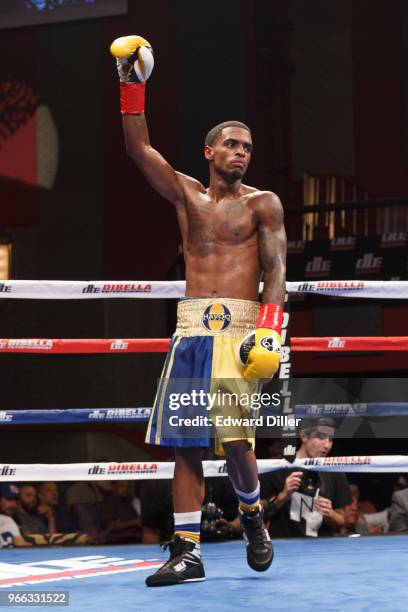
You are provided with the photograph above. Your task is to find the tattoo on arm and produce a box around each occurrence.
[257,196,287,306]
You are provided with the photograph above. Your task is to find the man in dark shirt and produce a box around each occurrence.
[260,418,351,538]
[98,480,141,543]
[37,482,77,533]
[15,485,54,536]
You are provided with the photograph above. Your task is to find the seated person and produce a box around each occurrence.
[37,482,77,533]
[66,481,112,536]
[260,418,351,538]
[0,484,21,547]
[389,478,408,534]
[15,484,56,536]
[98,480,141,543]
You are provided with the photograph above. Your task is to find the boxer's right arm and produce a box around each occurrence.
[122,114,185,207]
[110,35,185,207]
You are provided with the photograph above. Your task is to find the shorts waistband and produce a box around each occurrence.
[175,298,259,336]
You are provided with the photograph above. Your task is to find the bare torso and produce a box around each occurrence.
[122,116,286,306]
[177,179,262,300]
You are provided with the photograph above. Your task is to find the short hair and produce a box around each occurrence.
[300,417,336,436]
[204,121,252,147]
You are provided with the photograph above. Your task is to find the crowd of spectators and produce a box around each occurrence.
[1,420,408,548]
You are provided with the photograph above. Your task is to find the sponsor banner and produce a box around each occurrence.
[296,455,408,472]
[330,236,356,251]
[287,280,408,299]
[0,339,53,350]
[0,339,170,354]
[355,253,382,274]
[0,336,406,355]
[0,280,186,300]
[305,256,331,277]
[288,233,408,281]
[0,279,408,300]
[1,403,406,426]
[287,240,305,254]
[1,457,407,482]
[294,403,408,417]
[0,408,151,425]
[381,232,407,248]
[291,336,408,351]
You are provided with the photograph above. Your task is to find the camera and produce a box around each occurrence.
[201,502,223,541]
[299,470,321,497]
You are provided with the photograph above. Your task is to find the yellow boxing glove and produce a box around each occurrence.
[110,35,154,114]
[240,304,283,381]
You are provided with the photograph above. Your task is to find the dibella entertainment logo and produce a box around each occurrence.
[330,236,356,251]
[303,456,371,467]
[82,284,152,294]
[0,339,53,350]
[88,463,158,476]
[355,253,382,274]
[287,241,305,254]
[328,337,346,348]
[381,232,407,248]
[305,257,331,277]
[297,281,365,293]
[0,555,162,587]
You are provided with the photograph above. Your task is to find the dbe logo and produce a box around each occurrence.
[202,303,231,333]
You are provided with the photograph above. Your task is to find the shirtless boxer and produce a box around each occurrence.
[111,35,287,586]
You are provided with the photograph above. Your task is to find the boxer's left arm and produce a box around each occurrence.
[257,192,287,307]
[243,193,286,381]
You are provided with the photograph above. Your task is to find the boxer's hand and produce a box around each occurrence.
[110,35,153,114]
[244,329,281,381]
[110,35,154,83]
[243,304,283,381]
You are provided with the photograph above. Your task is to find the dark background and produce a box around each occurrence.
[0,0,408,462]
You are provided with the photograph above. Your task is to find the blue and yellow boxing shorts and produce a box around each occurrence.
[145,298,260,455]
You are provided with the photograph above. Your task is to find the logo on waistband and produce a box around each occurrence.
[202,303,232,333]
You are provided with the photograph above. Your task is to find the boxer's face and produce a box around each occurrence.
[300,426,334,458]
[205,127,253,180]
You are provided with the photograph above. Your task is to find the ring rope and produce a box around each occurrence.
[1,337,408,353]
[1,402,408,425]
[1,279,408,299]
[1,456,408,482]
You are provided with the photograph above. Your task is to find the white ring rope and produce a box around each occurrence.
[0,280,408,299]
[1,456,407,482]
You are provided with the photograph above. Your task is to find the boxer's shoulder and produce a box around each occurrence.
[176,172,206,194]
[247,190,283,222]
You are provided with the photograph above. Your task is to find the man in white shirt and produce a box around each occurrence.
[0,484,21,547]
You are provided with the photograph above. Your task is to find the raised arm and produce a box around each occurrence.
[110,35,185,206]
[122,114,184,206]
[256,192,287,307]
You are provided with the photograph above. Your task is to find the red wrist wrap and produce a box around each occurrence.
[120,82,146,114]
[257,304,283,333]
